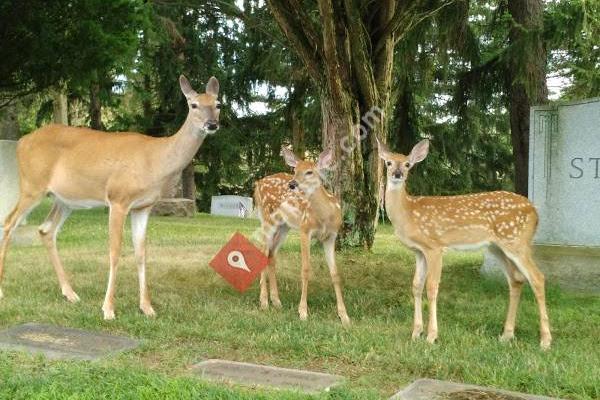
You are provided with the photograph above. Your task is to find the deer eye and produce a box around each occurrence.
[215,102,221,109]
[404,162,410,168]
[386,161,392,167]
[305,171,314,176]
[191,103,198,109]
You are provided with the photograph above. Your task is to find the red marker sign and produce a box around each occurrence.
[209,232,269,292]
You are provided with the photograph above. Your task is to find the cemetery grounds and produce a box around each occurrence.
[0,202,598,399]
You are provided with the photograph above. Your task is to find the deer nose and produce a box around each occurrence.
[206,121,219,131]
[393,171,403,179]
[288,180,298,190]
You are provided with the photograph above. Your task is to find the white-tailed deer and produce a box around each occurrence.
[253,147,350,326]
[378,138,551,349]
[0,75,220,320]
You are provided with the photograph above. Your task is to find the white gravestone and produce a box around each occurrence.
[210,195,253,218]
[0,140,37,245]
[483,98,600,292]
[0,141,21,237]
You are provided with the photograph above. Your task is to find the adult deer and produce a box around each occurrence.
[0,75,220,320]
[377,138,551,349]
[253,147,350,326]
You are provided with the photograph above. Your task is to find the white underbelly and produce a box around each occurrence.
[447,241,490,251]
[52,193,107,209]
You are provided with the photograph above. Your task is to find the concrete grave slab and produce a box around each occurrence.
[192,359,343,393]
[390,378,562,400]
[0,323,139,360]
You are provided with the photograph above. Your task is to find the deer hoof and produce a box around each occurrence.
[298,309,308,321]
[411,327,423,340]
[63,289,80,303]
[499,332,515,343]
[140,304,156,317]
[102,308,115,321]
[271,298,282,309]
[259,299,269,310]
[340,314,351,328]
[426,333,437,344]
[540,336,552,351]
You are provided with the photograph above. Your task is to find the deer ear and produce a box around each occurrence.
[206,76,219,96]
[317,147,334,170]
[281,147,299,168]
[179,75,198,98]
[376,137,392,160]
[409,139,430,165]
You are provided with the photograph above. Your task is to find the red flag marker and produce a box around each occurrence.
[209,232,269,292]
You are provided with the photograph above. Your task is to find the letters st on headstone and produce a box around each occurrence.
[483,98,600,293]
[390,378,563,400]
[192,359,344,393]
[0,323,139,360]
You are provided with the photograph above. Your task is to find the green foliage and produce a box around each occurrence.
[1,0,596,209]
[546,0,600,99]
[0,0,145,94]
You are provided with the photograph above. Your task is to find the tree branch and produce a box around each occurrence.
[374,0,456,56]
[342,0,377,107]
[267,0,323,83]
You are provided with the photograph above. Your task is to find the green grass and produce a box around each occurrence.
[0,202,598,399]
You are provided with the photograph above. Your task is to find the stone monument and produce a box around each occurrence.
[0,140,20,231]
[482,98,600,293]
[0,140,37,244]
[210,195,253,218]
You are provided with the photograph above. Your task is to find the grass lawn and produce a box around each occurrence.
[0,201,598,399]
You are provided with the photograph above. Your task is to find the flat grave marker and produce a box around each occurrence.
[0,323,139,360]
[390,378,562,400]
[192,359,344,393]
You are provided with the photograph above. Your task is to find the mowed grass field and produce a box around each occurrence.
[0,201,598,399]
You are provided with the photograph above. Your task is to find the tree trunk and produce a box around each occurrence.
[289,77,308,158]
[0,102,20,140]
[321,92,382,249]
[391,75,416,154]
[51,83,68,125]
[506,0,548,196]
[182,162,197,206]
[89,82,103,130]
[291,108,305,158]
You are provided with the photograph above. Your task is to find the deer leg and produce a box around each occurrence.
[259,232,272,310]
[298,229,311,321]
[267,225,289,308]
[0,193,42,299]
[504,248,552,350]
[490,246,525,342]
[39,201,79,302]
[424,249,443,344]
[259,270,269,309]
[322,234,350,327]
[102,204,127,320]
[412,250,427,339]
[131,206,155,317]
[266,254,281,308]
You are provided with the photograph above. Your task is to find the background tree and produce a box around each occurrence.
[1,0,596,242]
[265,0,459,248]
[505,0,548,196]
